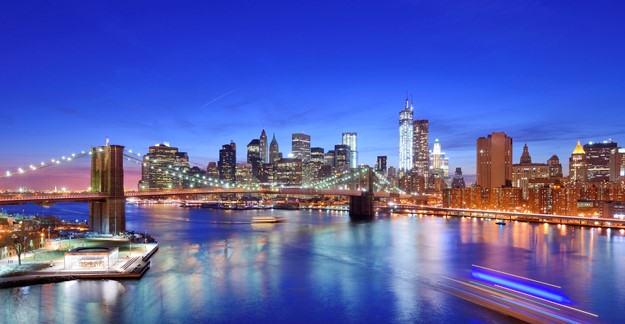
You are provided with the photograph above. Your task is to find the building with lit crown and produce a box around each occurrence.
[569,141,588,182]
[398,98,413,172]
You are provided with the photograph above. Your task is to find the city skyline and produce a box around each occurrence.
[2,1,625,188]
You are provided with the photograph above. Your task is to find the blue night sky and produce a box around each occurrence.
[1,1,625,189]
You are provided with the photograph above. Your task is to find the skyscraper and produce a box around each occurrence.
[451,167,466,188]
[547,155,563,178]
[398,98,413,172]
[609,147,625,182]
[569,141,587,182]
[270,133,280,164]
[375,156,387,174]
[511,144,549,199]
[334,144,351,169]
[292,133,311,162]
[342,132,357,168]
[139,143,190,190]
[476,132,513,188]
[430,138,449,178]
[310,147,325,164]
[247,139,261,178]
[219,141,236,183]
[259,129,268,164]
[413,120,429,177]
[583,140,617,182]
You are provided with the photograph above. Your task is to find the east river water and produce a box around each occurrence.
[1,203,625,323]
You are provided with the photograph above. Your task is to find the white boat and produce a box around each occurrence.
[251,216,285,223]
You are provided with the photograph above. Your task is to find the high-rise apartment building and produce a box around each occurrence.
[324,150,335,167]
[206,162,219,180]
[219,141,236,183]
[259,129,268,164]
[292,133,311,162]
[413,120,429,177]
[270,133,280,164]
[247,139,261,178]
[375,156,387,174]
[139,143,190,190]
[398,98,413,171]
[341,132,357,168]
[476,132,513,188]
[569,141,588,182]
[584,140,618,182]
[274,158,303,186]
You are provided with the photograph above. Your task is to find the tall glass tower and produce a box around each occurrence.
[399,98,413,172]
[342,132,357,168]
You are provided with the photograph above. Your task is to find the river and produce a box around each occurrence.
[1,203,624,323]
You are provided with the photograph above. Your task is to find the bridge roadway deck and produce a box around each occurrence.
[0,188,412,205]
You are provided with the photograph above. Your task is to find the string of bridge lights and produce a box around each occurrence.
[0,149,92,179]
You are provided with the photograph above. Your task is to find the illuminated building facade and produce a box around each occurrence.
[512,144,550,199]
[398,98,413,172]
[569,141,588,182]
[219,141,236,183]
[259,129,268,164]
[235,163,254,185]
[274,158,303,186]
[247,139,261,178]
[311,147,325,164]
[584,140,617,182]
[476,132,513,188]
[341,132,357,168]
[334,144,351,169]
[292,133,311,162]
[413,119,429,177]
[547,155,563,178]
[140,143,190,190]
[430,138,449,178]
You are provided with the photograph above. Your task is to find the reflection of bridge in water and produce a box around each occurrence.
[0,145,424,234]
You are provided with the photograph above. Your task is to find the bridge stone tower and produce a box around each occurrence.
[349,168,375,220]
[89,145,125,234]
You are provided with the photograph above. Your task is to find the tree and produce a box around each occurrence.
[0,219,40,265]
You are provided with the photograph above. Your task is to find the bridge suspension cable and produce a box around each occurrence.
[0,149,92,179]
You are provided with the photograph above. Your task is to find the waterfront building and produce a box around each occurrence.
[311,147,325,164]
[274,158,303,186]
[235,163,254,185]
[258,163,274,184]
[259,129,268,164]
[476,132,513,188]
[139,143,190,190]
[547,155,563,179]
[375,156,387,175]
[584,140,618,182]
[569,141,588,182]
[219,141,236,183]
[451,167,465,188]
[342,132,357,168]
[247,139,261,178]
[270,133,280,164]
[334,144,351,169]
[398,98,413,172]
[292,133,311,162]
[303,161,323,186]
[413,119,429,177]
[610,147,625,183]
[511,144,550,199]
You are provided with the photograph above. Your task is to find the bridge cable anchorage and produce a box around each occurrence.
[0,149,92,179]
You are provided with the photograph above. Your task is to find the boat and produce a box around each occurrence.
[495,221,506,225]
[252,216,285,223]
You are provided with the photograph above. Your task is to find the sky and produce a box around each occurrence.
[1,1,625,190]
